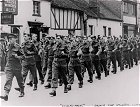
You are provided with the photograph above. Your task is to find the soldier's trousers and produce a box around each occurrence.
[107,52,117,73]
[129,50,133,67]
[51,58,68,88]
[4,69,24,95]
[46,57,53,83]
[68,58,83,84]
[80,59,93,79]
[116,50,124,71]
[138,49,140,60]
[100,58,108,76]
[133,49,138,65]
[42,58,48,77]
[92,55,101,78]
[36,61,44,81]
[123,51,131,68]
[22,64,38,85]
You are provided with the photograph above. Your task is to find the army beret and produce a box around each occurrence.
[8,33,17,39]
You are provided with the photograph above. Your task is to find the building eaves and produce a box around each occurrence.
[51,0,83,12]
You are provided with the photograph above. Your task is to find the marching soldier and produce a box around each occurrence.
[67,41,83,91]
[32,34,44,84]
[78,37,93,83]
[115,38,124,71]
[44,40,55,89]
[122,39,131,69]
[0,34,25,101]
[107,36,117,74]
[49,36,69,97]
[99,39,108,77]
[91,40,102,80]
[21,33,38,91]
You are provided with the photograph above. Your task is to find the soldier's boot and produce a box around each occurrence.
[41,80,44,85]
[87,76,93,83]
[64,85,68,93]
[78,81,83,88]
[67,85,71,91]
[0,95,8,101]
[49,91,56,97]
[26,81,33,87]
[19,92,25,97]
[33,85,37,91]
[14,88,20,92]
[95,76,101,80]
[19,87,25,97]
[49,88,56,97]
[44,83,51,89]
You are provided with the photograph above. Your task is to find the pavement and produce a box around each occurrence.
[0,64,139,106]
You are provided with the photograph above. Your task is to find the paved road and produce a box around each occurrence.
[0,64,139,106]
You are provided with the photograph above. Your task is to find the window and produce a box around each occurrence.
[33,1,40,16]
[89,25,93,35]
[103,26,106,37]
[108,28,111,36]
[131,4,136,15]
[123,2,128,13]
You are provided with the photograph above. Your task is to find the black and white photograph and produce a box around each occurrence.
[0,0,140,106]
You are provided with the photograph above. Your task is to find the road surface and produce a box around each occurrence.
[0,64,139,106]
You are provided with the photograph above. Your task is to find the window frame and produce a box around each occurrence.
[103,26,106,37]
[33,1,41,16]
[89,25,93,35]
[123,2,128,14]
[108,27,111,36]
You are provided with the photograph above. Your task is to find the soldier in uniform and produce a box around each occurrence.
[41,36,49,77]
[49,36,69,97]
[132,38,138,66]
[115,38,124,71]
[0,34,24,101]
[32,34,44,84]
[67,41,83,91]
[122,39,131,69]
[78,37,93,83]
[21,33,38,91]
[44,40,55,89]
[91,40,102,80]
[99,39,108,77]
[107,36,117,74]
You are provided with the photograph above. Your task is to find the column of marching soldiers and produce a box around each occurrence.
[0,33,140,101]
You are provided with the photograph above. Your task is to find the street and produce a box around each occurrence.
[0,64,139,106]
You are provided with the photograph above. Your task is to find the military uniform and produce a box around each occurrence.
[50,42,69,96]
[67,42,83,90]
[1,34,25,101]
[122,40,131,69]
[44,41,54,88]
[99,42,108,77]
[33,40,44,83]
[91,40,101,79]
[80,41,93,83]
[21,40,38,90]
[107,39,117,74]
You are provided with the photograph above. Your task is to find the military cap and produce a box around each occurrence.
[8,33,17,39]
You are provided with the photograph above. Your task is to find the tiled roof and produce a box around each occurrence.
[69,0,98,17]
[51,0,83,11]
[100,0,122,19]
[51,0,122,21]
[99,1,122,21]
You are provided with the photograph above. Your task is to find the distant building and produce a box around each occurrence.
[0,0,51,43]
